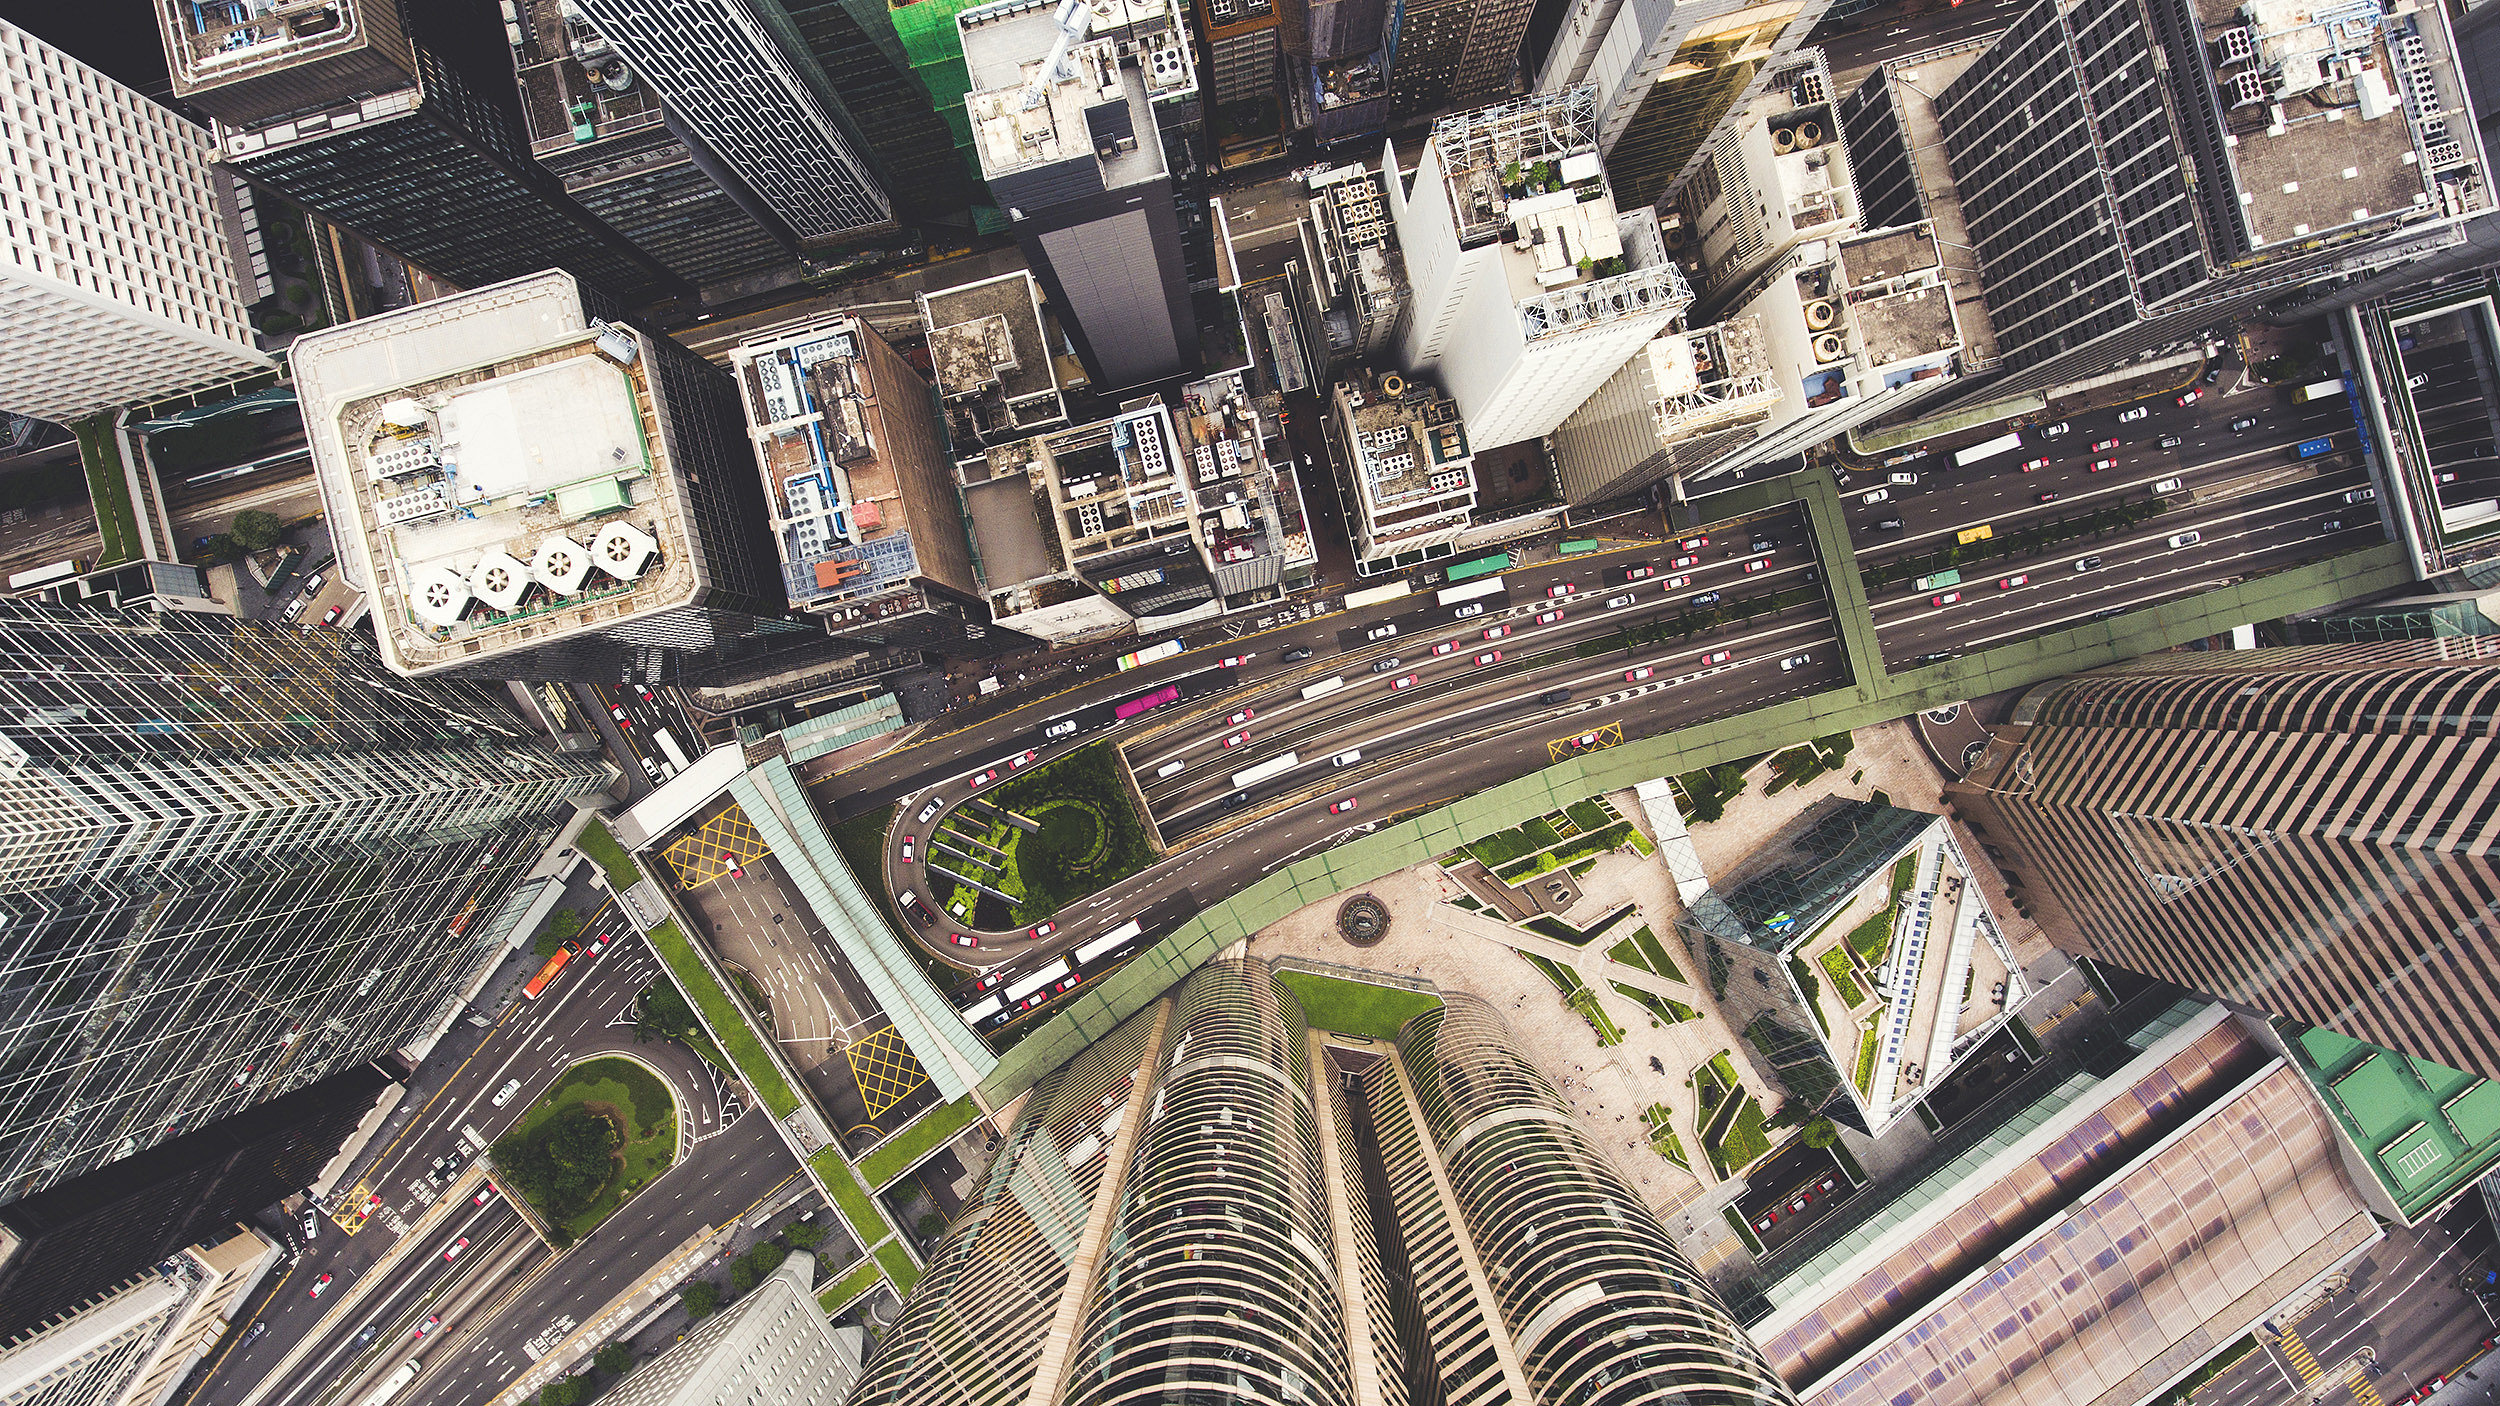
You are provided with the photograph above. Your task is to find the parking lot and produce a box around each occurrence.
[2393,311,2500,516]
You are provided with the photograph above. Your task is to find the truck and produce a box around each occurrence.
[2297,436,2333,458]
[5,559,85,591]
[358,1360,423,1406]
[1300,676,1346,700]
[2293,380,2346,404]
[1435,577,1507,607]
[1343,580,1413,610]
[1952,432,2023,467]
[1229,751,1301,790]
[1071,920,1144,969]
[652,728,694,774]
[1914,569,1963,593]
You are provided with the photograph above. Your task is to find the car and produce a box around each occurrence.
[1547,583,1576,598]
[1282,646,1312,662]
[2345,487,2377,504]
[2160,435,2183,448]
[584,934,605,957]
[1329,797,1359,814]
[1690,591,1722,606]
[969,768,999,788]
[1629,666,1658,681]
[2321,518,2343,532]
[2000,573,2029,589]
[2154,476,2183,493]
[233,1064,253,1087]
[1862,488,1892,504]
[2409,1376,2448,1402]
[1482,624,1510,640]
[1697,652,1730,667]
[2075,556,2102,572]
[1222,731,1249,748]
[2408,373,2430,391]
[1753,1210,1779,1233]
[899,837,915,863]
[1452,602,1487,619]
[1474,651,1501,665]
[608,703,630,726]
[1671,554,1698,570]
[1679,536,1709,551]
[1743,558,1770,573]
[2042,421,2071,436]
[1053,973,1083,994]
[1221,655,1248,668]
[1875,517,1905,531]
[1029,921,1057,940]
[2091,458,2116,472]
[415,1316,438,1340]
[2119,405,2150,422]
[916,798,943,824]
[2439,471,2459,484]
[309,1274,332,1298]
[2205,366,2224,384]
[2038,491,2061,503]
[1228,708,1255,726]
[1390,673,1418,690]
[1366,624,1398,640]
[302,572,324,594]
[475,1184,497,1205]
[1008,750,1037,770]
[723,851,745,879]
[1624,565,1656,581]
[1607,593,1637,609]
[445,1236,470,1262]
[1818,1173,1839,1194]
[636,684,656,703]
[241,1322,268,1348]
[1781,653,1811,671]
[2021,458,2049,472]
[1749,539,1777,553]
[2230,416,2257,432]
[1571,732,1601,750]
[1790,1194,1812,1213]
[1536,610,1564,625]
[2093,438,2119,452]
[1433,639,1460,655]
[2176,389,2202,406]
[1932,591,1962,606]
[1886,472,1917,487]
[321,604,344,626]
[2168,531,2202,548]
[1045,719,1079,740]
[1537,690,1572,706]
[947,932,977,947]
[1664,574,1691,589]
[303,1209,320,1238]
[1017,992,1049,1011]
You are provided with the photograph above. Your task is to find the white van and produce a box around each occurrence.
[492,1079,523,1108]
[1332,749,1362,767]
[2153,477,2182,493]
[1155,759,1185,778]
[1888,472,1919,485]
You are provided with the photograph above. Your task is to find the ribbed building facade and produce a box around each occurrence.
[602,1252,861,1406]
[1946,645,2500,1082]
[854,963,1793,1406]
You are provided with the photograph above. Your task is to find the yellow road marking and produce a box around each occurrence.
[664,806,769,888]
[1547,721,1623,762]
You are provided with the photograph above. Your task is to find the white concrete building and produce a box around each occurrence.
[0,1230,278,1406]
[0,22,271,424]
[602,1252,862,1406]
[1329,368,1477,573]
[1387,88,1691,452]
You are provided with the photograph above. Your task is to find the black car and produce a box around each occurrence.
[1690,591,1722,606]
[2231,417,2257,432]
[1875,517,1905,531]
[1539,688,1573,704]
[1282,647,1312,662]
[2204,367,2223,384]
[1222,791,1250,810]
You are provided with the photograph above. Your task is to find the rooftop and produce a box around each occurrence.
[922,272,1066,450]
[959,0,1192,190]
[157,0,360,93]
[1178,371,1314,583]
[508,0,671,164]
[1648,316,1781,439]
[1334,370,1473,516]
[1684,55,1856,290]
[2290,1022,2500,1219]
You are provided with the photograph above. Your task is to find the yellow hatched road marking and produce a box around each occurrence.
[2278,1331,2322,1383]
[663,806,769,888]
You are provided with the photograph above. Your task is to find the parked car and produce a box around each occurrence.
[1452,602,1487,619]
[322,604,344,626]
[1679,536,1709,551]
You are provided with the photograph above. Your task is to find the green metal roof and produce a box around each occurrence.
[2291,1022,2500,1221]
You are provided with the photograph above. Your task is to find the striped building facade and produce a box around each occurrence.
[853,961,1793,1406]
[1946,644,2500,1080]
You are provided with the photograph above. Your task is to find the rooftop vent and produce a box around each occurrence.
[594,520,659,580]
[411,567,472,629]
[533,536,594,595]
[469,551,531,611]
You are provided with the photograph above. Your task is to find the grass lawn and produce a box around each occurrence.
[1787,956,1830,1036]
[873,1240,922,1296]
[1611,981,1697,1027]
[861,1096,983,1188]
[647,920,801,1119]
[1889,851,1920,902]
[1465,815,1563,867]
[1845,906,1897,964]
[1706,1095,1771,1175]
[1521,951,1583,994]
[1854,1027,1880,1092]
[1276,970,1442,1039]
[577,820,643,890]
[810,1150,892,1244]
[502,1057,677,1239]
[1564,799,1612,833]
[817,1258,883,1314]
[1641,1104,1689,1167]
[1568,989,1625,1046]
[1818,946,1867,1007]
[1491,821,1651,882]
[986,743,1157,924]
[71,414,138,567]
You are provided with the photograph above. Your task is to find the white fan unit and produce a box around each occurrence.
[411,566,472,629]
[594,521,659,581]
[533,535,594,595]
[468,550,531,611]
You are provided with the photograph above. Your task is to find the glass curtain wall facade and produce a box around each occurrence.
[0,600,608,1204]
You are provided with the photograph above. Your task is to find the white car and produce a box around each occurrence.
[1780,653,1812,671]
[1861,489,1890,505]
[2167,531,2202,548]
[493,1078,523,1108]
[1366,624,1398,641]
[2118,406,2149,423]
[1452,602,1487,618]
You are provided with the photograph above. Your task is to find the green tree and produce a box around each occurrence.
[730,1241,788,1294]
[1801,1118,1839,1149]
[682,1280,721,1319]
[537,1378,587,1406]
[636,980,699,1045]
[783,1221,825,1250]
[593,1342,635,1376]
[536,908,585,958]
[229,508,283,551]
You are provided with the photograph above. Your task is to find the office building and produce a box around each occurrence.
[1196,0,1285,118]
[919,271,1072,469]
[1330,369,1478,576]
[0,1229,274,1406]
[1389,89,1693,453]
[505,0,798,290]
[294,269,806,681]
[0,23,273,425]
[1299,163,1410,365]
[153,0,683,307]
[1947,644,2500,1083]
[730,315,1035,656]
[852,960,1795,1406]
[1176,369,1318,603]
[1929,0,2491,398]
[1389,0,1536,120]
[604,1252,862,1406]
[1536,0,1836,213]
[552,0,898,247]
[1303,0,1392,145]
[1548,316,1780,505]
[961,0,1202,390]
[761,0,983,227]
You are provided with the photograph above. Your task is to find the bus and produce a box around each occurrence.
[1952,432,2023,467]
[1956,524,1994,546]
[1001,959,1074,1006]
[2294,380,2346,404]
[359,1359,423,1406]
[2297,437,2334,458]
[1444,552,1514,584]
[958,992,1006,1026]
[1230,751,1301,790]
[1343,580,1413,610]
[1072,920,1144,968]
[1436,577,1507,607]
[1115,684,1181,720]
[522,943,579,1001]
[5,559,84,591]
[1301,676,1346,701]
[1559,539,1600,555]
[652,728,694,774]
[1116,639,1186,671]
[1914,569,1962,592]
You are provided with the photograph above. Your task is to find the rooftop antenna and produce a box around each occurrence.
[1019,0,1094,110]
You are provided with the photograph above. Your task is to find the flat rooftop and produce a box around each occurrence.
[510,0,670,162]
[923,272,1065,447]
[2294,1023,2500,1218]
[1851,279,1959,369]
[1337,373,1472,513]
[958,0,1192,189]
[158,0,357,91]
[1839,227,1936,285]
[735,320,930,613]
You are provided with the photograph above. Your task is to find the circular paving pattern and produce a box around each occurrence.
[1336,894,1391,947]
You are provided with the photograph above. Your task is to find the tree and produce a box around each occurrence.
[536,908,585,958]
[593,1342,635,1376]
[537,1378,587,1406]
[682,1280,722,1320]
[636,980,700,1045]
[783,1222,825,1250]
[731,1241,789,1294]
[229,508,284,551]
[1801,1118,1839,1149]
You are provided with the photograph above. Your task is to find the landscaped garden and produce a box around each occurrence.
[1516,951,1624,1046]
[924,743,1157,927]
[1452,796,1656,884]
[491,1056,677,1244]
[1695,1052,1771,1176]
[1276,970,1442,1040]
[1642,1104,1689,1168]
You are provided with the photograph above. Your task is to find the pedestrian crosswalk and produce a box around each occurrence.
[2279,1329,2323,1385]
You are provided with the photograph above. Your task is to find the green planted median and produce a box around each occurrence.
[646,919,800,1119]
[862,1096,983,1189]
[874,1239,922,1296]
[810,1149,892,1245]
[577,820,644,890]
[817,1258,884,1315]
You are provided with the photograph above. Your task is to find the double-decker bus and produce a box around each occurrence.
[523,943,580,1001]
[1115,684,1181,719]
[1444,552,1513,584]
[1115,639,1185,671]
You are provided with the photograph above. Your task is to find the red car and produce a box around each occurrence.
[1743,559,1770,573]
[1028,921,1056,940]
[1433,639,1460,655]
[2177,388,2202,405]
[2022,457,2048,472]
[322,604,345,625]
[1221,655,1248,668]
[1628,666,1656,680]
[475,1185,497,1205]
[1665,574,1691,590]
[1671,555,1698,569]
[1624,565,1656,581]
[1933,591,1962,606]
[1008,750,1037,770]
[947,932,978,947]
[1482,624,1510,640]
[1571,732,1601,750]
[1699,651,1730,666]
[2038,491,2061,503]
[2090,458,2115,472]
[1679,536,1709,551]
[1329,797,1359,814]
[899,837,915,863]
[445,1236,470,1261]
[1390,674,1418,690]
[1222,731,1249,748]
[1752,1209,1779,1233]
[2093,438,2119,452]
[1228,708,1255,725]
[722,851,744,879]
[1999,573,2029,589]
[309,1274,332,1298]
[1547,583,1577,598]
[1474,651,1502,666]
[968,768,999,788]
[414,1316,438,1339]
[585,934,606,957]
[1536,609,1564,624]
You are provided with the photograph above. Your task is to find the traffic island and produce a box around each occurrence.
[490,1056,679,1246]
[928,741,1157,928]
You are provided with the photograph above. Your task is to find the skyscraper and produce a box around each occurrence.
[851,960,1795,1406]
[1390,89,1693,451]
[1946,645,2500,1082]
[553,0,899,247]
[152,0,684,306]
[0,22,273,425]
[602,1252,863,1406]
[960,0,1203,391]
[0,595,607,1209]
[293,269,807,681]
[1388,0,1538,121]
[1929,0,2492,398]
